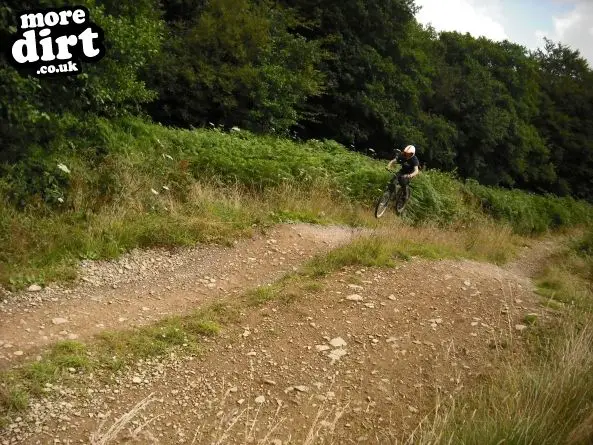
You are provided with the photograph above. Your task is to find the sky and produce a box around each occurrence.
[414,0,593,67]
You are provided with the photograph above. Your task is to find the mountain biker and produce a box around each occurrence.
[387,145,420,199]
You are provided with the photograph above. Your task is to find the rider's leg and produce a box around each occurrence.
[388,174,398,193]
[397,174,410,200]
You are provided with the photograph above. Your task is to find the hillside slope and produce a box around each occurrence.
[2,118,592,292]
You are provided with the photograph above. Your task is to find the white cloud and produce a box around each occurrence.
[415,0,593,66]
[535,1,593,66]
[415,0,508,41]
[535,30,547,42]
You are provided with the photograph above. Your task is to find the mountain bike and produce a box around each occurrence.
[374,167,411,218]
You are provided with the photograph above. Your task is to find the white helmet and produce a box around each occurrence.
[403,145,416,157]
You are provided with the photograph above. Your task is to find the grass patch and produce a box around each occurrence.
[277,278,323,305]
[303,237,402,277]
[95,308,228,362]
[302,281,323,293]
[410,229,593,445]
[0,307,227,419]
[245,285,281,307]
[184,319,220,337]
[411,323,593,445]
[0,340,90,417]
[535,232,593,313]
[536,273,593,311]
[243,273,324,307]
[302,223,521,278]
[0,387,29,413]
[97,324,188,360]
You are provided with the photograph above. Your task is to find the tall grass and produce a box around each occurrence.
[410,230,593,445]
[302,222,520,278]
[536,230,593,313]
[409,323,593,445]
[466,179,593,235]
[5,115,591,230]
[0,180,376,288]
[1,115,592,288]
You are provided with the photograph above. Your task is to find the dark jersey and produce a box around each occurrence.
[397,154,419,175]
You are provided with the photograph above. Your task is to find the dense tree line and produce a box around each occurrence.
[1,0,592,201]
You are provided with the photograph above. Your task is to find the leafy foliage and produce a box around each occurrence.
[0,0,163,164]
[533,39,593,201]
[144,0,325,135]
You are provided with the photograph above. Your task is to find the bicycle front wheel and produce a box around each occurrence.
[375,189,393,218]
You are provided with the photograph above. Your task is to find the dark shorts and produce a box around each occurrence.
[397,173,410,187]
[388,173,410,193]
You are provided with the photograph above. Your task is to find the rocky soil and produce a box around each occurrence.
[0,224,362,367]
[0,224,556,444]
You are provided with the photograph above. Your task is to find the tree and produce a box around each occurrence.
[144,0,325,135]
[533,39,593,200]
[0,0,164,163]
[276,0,430,156]
[425,32,555,188]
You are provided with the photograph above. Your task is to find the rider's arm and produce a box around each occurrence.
[406,166,420,178]
[388,153,403,169]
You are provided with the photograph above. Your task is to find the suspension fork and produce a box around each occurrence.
[388,174,398,193]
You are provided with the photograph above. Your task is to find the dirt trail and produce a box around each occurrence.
[0,224,363,368]
[0,225,562,444]
[502,236,558,280]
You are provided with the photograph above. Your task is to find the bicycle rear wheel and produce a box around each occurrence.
[395,188,409,215]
